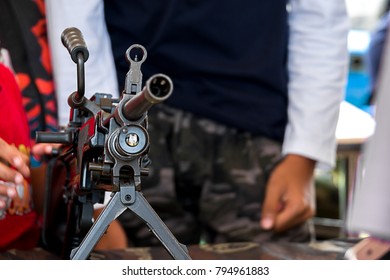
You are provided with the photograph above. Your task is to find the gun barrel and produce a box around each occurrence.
[121,73,173,121]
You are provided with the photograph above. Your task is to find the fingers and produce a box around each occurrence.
[260,154,315,233]
[260,177,282,230]
[261,177,314,233]
[273,197,314,232]
[0,181,17,211]
[0,138,31,215]
[0,139,30,181]
[10,155,30,178]
[31,143,54,157]
[261,192,312,232]
[0,183,17,197]
[0,158,29,183]
[31,143,62,165]
[261,181,314,233]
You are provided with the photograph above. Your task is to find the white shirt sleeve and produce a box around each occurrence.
[45,0,118,208]
[45,0,119,127]
[283,0,350,169]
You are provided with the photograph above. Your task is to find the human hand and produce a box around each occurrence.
[0,138,30,210]
[31,143,60,157]
[0,180,17,214]
[260,154,316,233]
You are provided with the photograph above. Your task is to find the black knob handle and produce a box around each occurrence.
[61,27,89,63]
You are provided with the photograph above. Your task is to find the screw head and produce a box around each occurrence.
[126,133,139,147]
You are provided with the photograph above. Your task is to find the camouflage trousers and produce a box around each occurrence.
[118,105,310,246]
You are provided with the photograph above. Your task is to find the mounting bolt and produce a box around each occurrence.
[126,133,139,147]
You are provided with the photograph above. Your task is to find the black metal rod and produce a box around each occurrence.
[75,52,85,101]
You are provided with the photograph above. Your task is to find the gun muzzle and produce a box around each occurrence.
[120,73,173,122]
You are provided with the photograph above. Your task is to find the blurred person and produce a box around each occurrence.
[45,0,350,246]
[0,0,127,251]
[0,55,127,253]
[0,0,58,142]
[0,59,41,251]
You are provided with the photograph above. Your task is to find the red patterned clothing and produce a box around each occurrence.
[0,64,40,251]
[0,0,58,142]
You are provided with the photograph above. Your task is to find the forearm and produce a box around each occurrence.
[283,0,349,169]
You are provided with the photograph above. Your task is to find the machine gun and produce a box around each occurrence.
[36,27,191,260]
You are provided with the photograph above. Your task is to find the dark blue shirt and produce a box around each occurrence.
[104,0,289,141]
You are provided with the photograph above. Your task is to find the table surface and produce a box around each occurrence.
[0,240,356,260]
[336,101,375,145]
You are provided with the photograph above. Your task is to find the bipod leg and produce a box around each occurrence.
[128,191,192,260]
[70,192,126,260]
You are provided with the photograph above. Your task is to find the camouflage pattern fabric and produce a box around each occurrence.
[118,105,310,246]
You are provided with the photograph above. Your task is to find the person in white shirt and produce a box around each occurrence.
[45,0,349,245]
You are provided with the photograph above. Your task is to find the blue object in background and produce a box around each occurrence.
[345,29,372,113]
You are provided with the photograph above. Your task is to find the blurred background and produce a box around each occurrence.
[345,0,388,112]
[313,0,388,240]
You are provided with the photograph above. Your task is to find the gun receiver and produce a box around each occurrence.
[36,27,190,260]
